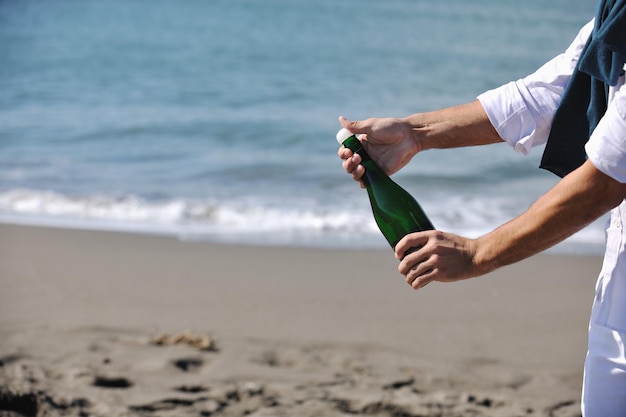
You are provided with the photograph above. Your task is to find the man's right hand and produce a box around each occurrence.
[336,115,420,184]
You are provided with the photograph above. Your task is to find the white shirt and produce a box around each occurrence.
[478,19,626,333]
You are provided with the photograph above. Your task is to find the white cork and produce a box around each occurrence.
[336,127,353,144]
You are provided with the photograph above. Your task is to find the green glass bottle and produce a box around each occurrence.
[336,128,434,249]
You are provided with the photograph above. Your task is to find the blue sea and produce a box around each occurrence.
[0,0,604,254]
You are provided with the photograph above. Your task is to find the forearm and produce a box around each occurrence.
[472,160,626,274]
[403,100,504,151]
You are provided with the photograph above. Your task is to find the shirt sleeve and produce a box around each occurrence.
[585,84,626,183]
[477,20,595,155]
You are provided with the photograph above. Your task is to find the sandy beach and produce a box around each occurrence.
[0,223,601,416]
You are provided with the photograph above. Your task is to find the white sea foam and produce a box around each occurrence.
[0,188,607,254]
[0,189,377,245]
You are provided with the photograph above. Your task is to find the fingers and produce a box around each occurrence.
[394,232,429,261]
[338,146,365,184]
[341,151,361,170]
[395,232,435,290]
[339,115,369,135]
[404,257,437,290]
[397,245,428,276]
[395,231,477,290]
[347,162,365,186]
[337,116,367,186]
[337,145,352,160]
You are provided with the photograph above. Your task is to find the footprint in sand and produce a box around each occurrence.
[92,375,133,389]
[172,357,204,372]
[175,384,209,393]
[0,391,39,417]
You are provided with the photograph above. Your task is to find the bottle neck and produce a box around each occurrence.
[341,135,371,162]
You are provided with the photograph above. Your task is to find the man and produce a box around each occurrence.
[338,7,626,416]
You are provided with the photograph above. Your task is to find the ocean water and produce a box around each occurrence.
[0,0,603,253]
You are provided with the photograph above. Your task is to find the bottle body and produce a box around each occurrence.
[339,132,434,248]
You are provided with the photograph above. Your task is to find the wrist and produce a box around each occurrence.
[401,114,431,152]
[469,236,501,277]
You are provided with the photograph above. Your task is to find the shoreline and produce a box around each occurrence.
[0,215,608,257]
[0,223,602,416]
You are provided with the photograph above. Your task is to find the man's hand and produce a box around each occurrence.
[337,101,503,185]
[394,160,626,291]
[394,230,479,290]
[337,115,420,181]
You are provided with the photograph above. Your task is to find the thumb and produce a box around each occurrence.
[339,115,370,135]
